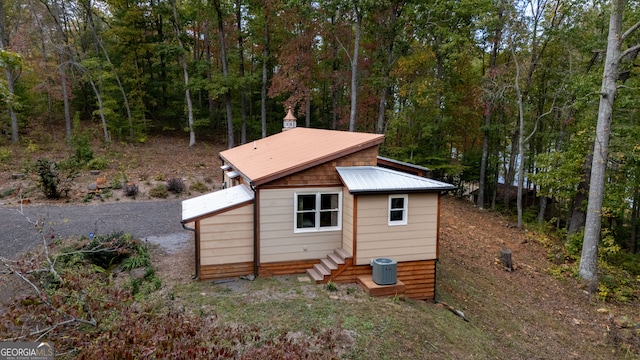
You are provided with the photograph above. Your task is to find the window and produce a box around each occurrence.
[295,192,342,232]
[388,195,408,225]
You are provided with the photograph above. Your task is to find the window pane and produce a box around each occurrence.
[298,195,316,211]
[320,194,338,210]
[320,210,338,227]
[297,212,315,228]
[390,210,404,222]
[391,197,405,210]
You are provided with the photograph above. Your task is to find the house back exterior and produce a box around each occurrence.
[181,125,454,300]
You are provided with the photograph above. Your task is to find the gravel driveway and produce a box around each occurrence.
[0,199,191,259]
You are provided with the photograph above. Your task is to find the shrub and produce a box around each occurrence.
[189,181,209,193]
[72,132,94,165]
[167,177,185,194]
[121,245,151,271]
[35,159,78,199]
[86,157,110,170]
[149,184,168,198]
[36,159,60,199]
[0,147,11,163]
[123,182,139,197]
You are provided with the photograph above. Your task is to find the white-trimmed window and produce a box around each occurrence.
[388,194,408,226]
[295,192,342,232]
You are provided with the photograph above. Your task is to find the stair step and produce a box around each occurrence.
[314,263,331,276]
[306,268,323,282]
[321,258,338,270]
[328,253,345,266]
[334,248,351,260]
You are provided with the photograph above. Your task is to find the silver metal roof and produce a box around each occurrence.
[377,156,431,172]
[336,166,455,194]
[182,184,254,222]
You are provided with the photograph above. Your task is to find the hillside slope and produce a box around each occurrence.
[437,197,639,358]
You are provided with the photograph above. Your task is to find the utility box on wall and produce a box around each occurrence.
[371,258,397,285]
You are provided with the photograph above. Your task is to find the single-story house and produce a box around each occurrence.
[181,113,454,300]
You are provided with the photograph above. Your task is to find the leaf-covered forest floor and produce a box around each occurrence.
[1,129,639,358]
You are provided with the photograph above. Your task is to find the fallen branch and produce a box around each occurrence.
[436,301,470,322]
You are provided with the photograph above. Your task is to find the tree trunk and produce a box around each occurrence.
[86,76,110,143]
[499,249,513,272]
[261,11,269,139]
[85,0,133,139]
[538,196,547,225]
[171,0,195,147]
[213,0,234,148]
[204,21,216,129]
[513,50,525,229]
[0,0,18,143]
[568,154,592,235]
[478,4,503,209]
[478,103,491,208]
[580,0,625,283]
[305,96,311,127]
[236,0,247,144]
[44,0,72,140]
[349,3,362,132]
[632,186,639,253]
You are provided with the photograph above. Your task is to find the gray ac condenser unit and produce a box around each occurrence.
[371,258,397,285]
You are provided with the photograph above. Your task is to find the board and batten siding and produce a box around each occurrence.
[355,193,438,265]
[260,187,342,263]
[199,204,253,266]
[342,191,354,255]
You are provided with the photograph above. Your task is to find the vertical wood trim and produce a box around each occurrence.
[436,194,441,259]
[353,195,358,262]
[196,220,201,280]
[255,187,260,269]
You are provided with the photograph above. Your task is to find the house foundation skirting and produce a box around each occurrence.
[333,260,436,301]
[258,259,321,277]
[199,262,254,281]
[199,259,436,301]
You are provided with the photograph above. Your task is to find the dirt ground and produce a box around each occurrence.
[0,133,225,206]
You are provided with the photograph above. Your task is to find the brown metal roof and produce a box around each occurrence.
[220,128,384,186]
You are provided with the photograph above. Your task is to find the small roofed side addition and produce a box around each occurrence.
[336,166,456,194]
[181,184,254,223]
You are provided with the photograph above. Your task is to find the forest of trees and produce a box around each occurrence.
[0,0,639,285]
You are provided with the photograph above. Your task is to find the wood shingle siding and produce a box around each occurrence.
[259,188,342,263]
[199,204,253,266]
[267,147,379,186]
[355,193,439,265]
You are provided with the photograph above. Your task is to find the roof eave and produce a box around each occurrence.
[347,186,457,195]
